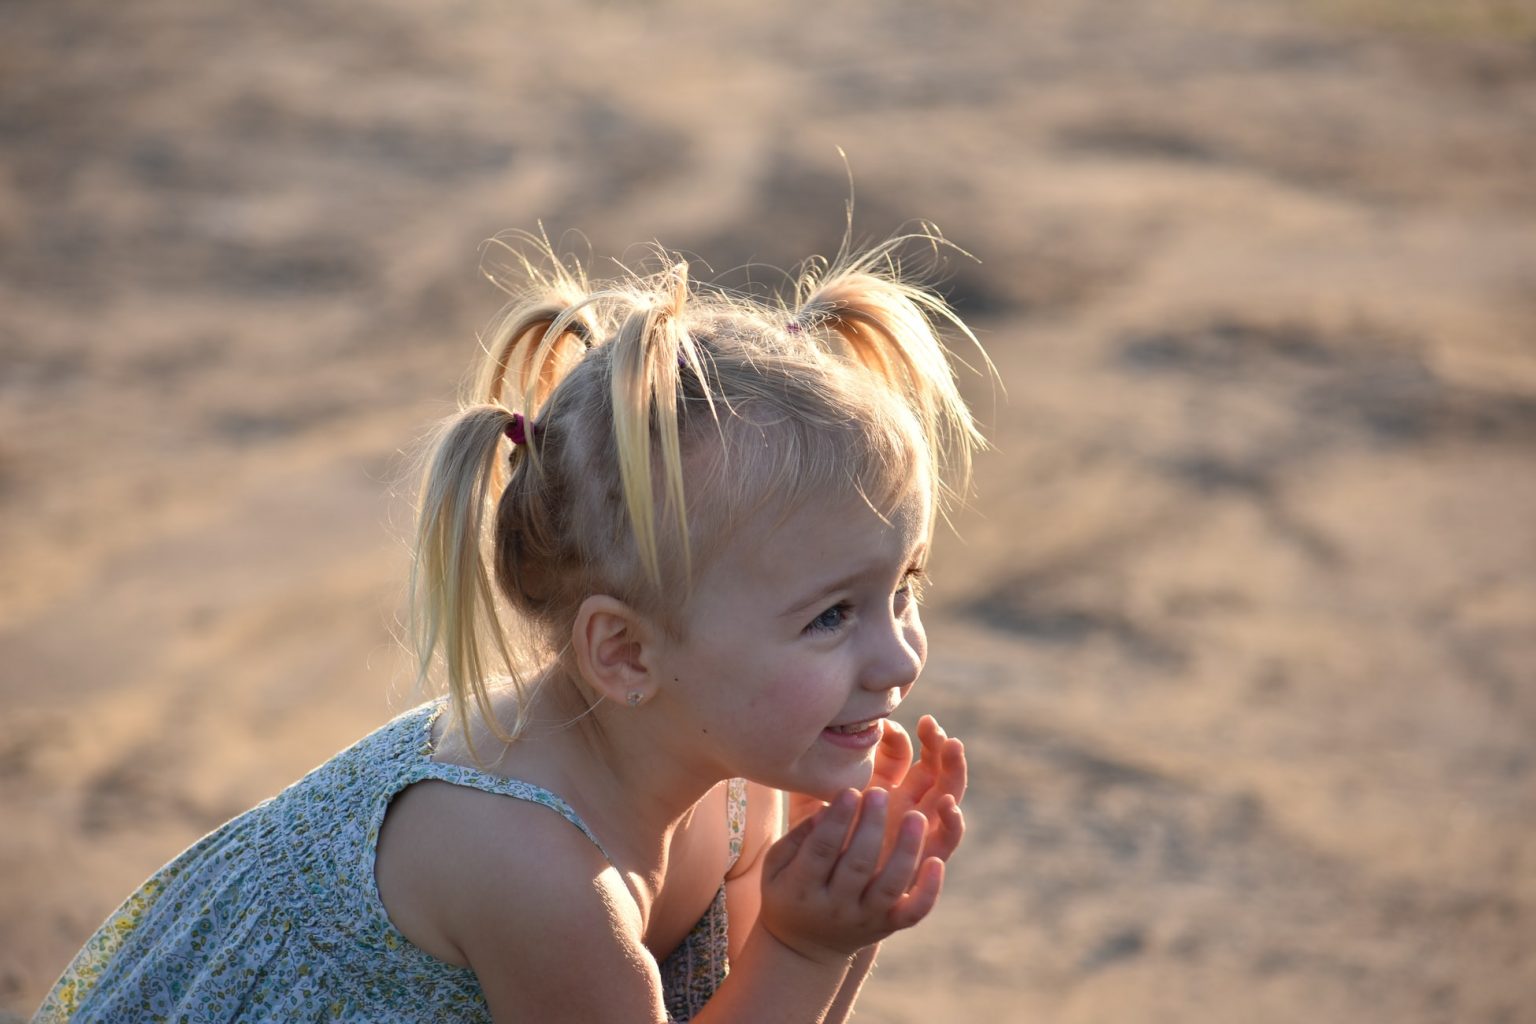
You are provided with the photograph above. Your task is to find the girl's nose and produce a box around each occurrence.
[861,614,925,692]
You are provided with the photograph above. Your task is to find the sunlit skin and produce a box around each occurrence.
[645,479,968,960]
[650,481,946,786]
[376,479,970,1019]
[759,709,967,966]
[789,715,967,882]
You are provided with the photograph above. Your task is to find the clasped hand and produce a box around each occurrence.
[759,716,968,965]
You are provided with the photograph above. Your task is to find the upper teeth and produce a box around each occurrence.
[836,719,878,733]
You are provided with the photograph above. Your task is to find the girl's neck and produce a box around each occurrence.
[514,668,725,872]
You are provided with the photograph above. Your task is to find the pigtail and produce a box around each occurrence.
[419,269,598,751]
[471,236,600,472]
[607,261,696,589]
[409,405,522,750]
[475,303,594,413]
[794,240,991,511]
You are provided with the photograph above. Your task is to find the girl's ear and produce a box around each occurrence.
[571,595,656,705]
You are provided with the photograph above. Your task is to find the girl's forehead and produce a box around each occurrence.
[711,483,932,588]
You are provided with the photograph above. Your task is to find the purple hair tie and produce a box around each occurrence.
[506,413,531,446]
[785,320,803,335]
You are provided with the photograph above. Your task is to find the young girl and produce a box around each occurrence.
[37,232,986,1023]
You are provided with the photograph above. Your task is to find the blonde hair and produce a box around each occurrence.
[410,230,989,748]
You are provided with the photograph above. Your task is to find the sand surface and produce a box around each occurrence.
[3,0,1535,1020]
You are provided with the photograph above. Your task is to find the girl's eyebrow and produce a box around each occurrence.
[779,562,886,619]
[777,545,929,619]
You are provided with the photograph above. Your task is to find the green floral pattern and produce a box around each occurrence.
[36,701,747,1023]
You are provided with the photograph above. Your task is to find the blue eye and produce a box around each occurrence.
[806,601,853,634]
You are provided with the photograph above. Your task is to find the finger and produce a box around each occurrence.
[895,721,938,790]
[908,736,965,820]
[789,789,859,883]
[938,737,968,804]
[897,754,938,815]
[917,715,947,759]
[762,809,819,879]
[870,720,913,791]
[868,810,925,906]
[924,795,966,863]
[831,788,887,897]
[888,857,945,930]
[890,718,952,827]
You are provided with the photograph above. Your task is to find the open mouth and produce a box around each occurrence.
[826,717,884,735]
[820,715,887,749]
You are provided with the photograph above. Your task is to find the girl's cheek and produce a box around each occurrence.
[756,668,842,717]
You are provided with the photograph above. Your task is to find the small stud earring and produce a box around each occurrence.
[626,691,642,708]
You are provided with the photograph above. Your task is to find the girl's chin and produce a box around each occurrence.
[797,759,876,802]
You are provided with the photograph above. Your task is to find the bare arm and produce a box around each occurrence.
[700,788,941,1023]
[459,833,861,1024]
[390,781,935,1024]
[727,783,878,1024]
[757,715,970,1023]
[391,787,669,1022]
[824,945,880,1023]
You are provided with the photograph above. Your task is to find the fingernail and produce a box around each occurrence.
[865,788,888,809]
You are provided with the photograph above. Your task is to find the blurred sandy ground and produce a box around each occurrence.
[3,0,1535,1020]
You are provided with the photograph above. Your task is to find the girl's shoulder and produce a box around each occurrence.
[375,771,628,958]
[373,699,626,961]
[378,775,667,1017]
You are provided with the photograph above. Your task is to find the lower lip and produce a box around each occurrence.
[821,720,884,749]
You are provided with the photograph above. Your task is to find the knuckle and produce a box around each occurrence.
[806,837,841,860]
[843,856,876,877]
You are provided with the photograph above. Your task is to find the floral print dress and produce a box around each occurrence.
[36,701,748,1023]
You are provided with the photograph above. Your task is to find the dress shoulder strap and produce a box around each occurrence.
[725,777,748,871]
[404,704,749,887]
[407,701,619,867]
[414,760,618,862]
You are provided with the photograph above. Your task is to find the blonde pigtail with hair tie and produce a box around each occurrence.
[409,403,528,759]
[416,241,601,761]
[505,412,534,447]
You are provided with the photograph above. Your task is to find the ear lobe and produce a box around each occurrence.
[571,595,654,705]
